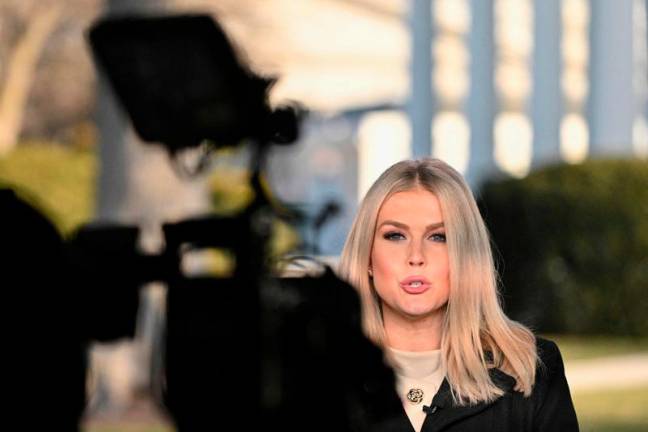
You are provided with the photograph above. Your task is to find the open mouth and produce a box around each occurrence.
[399,277,431,294]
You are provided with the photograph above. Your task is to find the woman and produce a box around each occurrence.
[338,158,578,431]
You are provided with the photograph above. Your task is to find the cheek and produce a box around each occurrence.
[437,254,450,279]
[426,243,450,273]
[370,246,397,287]
[435,255,451,291]
[437,256,451,298]
[371,243,396,274]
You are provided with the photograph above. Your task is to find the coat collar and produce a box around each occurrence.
[420,368,517,431]
[427,367,516,409]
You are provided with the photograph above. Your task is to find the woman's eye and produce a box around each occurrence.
[429,233,446,242]
[383,231,405,241]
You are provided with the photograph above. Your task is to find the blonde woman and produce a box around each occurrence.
[339,158,578,432]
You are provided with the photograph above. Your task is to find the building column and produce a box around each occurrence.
[531,0,562,168]
[409,0,434,158]
[588,0,635,155]
[635,0,648,157]
[466,0,498,189]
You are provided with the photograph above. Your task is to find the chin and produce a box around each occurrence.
[400,306,439,320]
[399,301,446,320]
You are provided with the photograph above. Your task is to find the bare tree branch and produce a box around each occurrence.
[0,3,64,154]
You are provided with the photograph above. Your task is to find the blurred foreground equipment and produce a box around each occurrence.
[89,14,299,157]
[3,14,403,431]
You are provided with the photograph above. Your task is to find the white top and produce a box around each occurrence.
[386,347,446,432]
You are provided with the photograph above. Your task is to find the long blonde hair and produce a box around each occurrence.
[338,158,537,405]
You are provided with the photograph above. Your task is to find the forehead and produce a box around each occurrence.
[377,188,443,221]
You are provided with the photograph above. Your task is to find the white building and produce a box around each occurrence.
[256,0,648,254]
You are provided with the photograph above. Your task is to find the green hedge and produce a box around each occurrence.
[0,143,96,235]
[478,159,648,336]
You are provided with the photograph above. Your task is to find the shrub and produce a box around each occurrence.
[478,159,648,336]
[0,142,96,235]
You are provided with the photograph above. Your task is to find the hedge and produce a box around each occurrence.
[0,142,96,235]
[478,159,648,336]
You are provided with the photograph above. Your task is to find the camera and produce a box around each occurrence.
[3,14,402,431]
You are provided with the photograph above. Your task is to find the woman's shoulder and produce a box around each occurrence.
[535,336,566,372]
[531,336,571,402]
[527,338,580,429]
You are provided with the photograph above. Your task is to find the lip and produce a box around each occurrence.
[399,275,431,294]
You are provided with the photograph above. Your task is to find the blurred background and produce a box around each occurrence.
[0,0,646,431]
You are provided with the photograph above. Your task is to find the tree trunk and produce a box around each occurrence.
[0,4,63,155]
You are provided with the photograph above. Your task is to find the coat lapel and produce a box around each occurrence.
[421,368,516,431]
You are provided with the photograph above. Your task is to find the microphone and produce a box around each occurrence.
[423,405,438,414]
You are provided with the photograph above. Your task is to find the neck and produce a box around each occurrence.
[382,309,445,352]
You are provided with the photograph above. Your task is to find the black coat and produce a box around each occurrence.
[366,337,579,432]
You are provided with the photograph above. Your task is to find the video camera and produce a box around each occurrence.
[2,14,403,431]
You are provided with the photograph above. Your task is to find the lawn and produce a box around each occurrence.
[547,334,648,431]
[574,386,648,432]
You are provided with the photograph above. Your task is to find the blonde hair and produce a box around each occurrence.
[338,158,537,405]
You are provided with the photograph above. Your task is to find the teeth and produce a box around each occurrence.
[410,281,422,287]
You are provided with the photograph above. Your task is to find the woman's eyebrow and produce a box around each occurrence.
[426,222,445,230]
[379,220,409,230]
[378,220,444,230]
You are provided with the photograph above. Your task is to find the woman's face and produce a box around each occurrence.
[370,187,450,323]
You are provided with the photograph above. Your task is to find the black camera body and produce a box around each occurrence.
[3,14,403,431]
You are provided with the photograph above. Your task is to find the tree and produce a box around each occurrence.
[0,0,101,154]
[0,2,63,154]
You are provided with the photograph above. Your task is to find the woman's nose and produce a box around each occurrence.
[408,243,425,266]
[409,256,424,266]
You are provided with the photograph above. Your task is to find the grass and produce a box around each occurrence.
[574,386,648,432]
[547,334,648,431]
